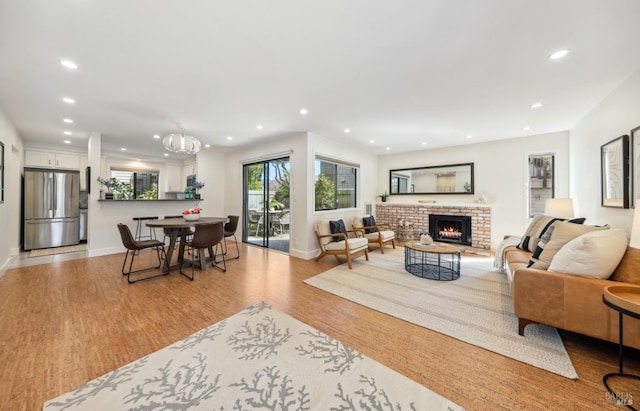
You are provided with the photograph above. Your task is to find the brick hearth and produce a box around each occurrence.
[375,202,491,256]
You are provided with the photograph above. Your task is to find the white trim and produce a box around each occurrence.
[239,150,293,165]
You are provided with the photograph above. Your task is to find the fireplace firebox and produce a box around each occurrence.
[428,214,472,246]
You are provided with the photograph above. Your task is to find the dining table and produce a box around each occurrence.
[146,216,227,273]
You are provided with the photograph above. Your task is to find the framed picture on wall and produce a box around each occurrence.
[601,135,630,208]
[631,125,640,207]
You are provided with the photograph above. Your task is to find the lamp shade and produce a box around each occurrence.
[630,200,640,248]
[544,198,574,219]
[162,132,201,155]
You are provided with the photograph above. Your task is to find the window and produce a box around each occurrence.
[110,169,159,199]
[315,156,358,211]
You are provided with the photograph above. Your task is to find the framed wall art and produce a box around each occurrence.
[601,135,630,208]
[631,125,640,207]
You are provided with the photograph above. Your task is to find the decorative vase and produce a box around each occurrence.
[183,213,200,221]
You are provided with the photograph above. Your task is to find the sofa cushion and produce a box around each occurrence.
[610,246,640,284]
[548,228,628,279]
[528,221,608,270]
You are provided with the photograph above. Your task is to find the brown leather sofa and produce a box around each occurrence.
[504,244,640,349]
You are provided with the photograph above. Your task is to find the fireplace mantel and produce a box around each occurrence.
[374,202,491,256]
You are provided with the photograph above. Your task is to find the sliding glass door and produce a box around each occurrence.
[242,157,290,252]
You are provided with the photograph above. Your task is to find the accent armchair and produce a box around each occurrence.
[351,215,396,254]
[314,219,369,269]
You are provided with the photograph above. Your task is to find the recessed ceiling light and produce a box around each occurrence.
[385,147,391,151]
[63,140,71,144]
[62,97,75,104]
[60,59,78,70]
[63,118,73,124]
[369,139,375,144]
[530,102,543,109]
[549,49,569,60]
[466,135,473,139]
[120,147,126,151]
[227,136,233,141]
[153,134,160,139]
[344,128,350,133]
[63,131,72,135]
[204,144,211,148]
[299,108,308,115]
[164,153,169,157]
[256,124,263,130]
[523,126,531,131]
[421,142,427,146]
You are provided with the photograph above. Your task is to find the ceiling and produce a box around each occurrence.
[1,1,640,160]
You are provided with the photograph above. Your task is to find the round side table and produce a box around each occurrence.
[602,285,640,410]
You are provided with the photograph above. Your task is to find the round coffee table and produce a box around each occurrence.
[404,241,461,281]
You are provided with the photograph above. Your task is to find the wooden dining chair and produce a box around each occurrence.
[180,221,226,280]
[117,223,167,284]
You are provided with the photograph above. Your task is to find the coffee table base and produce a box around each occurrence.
[404,244,461,281]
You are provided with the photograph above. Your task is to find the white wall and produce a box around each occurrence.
[570,67,640,231]
[223,132,379,259]
[0,107,24,273]
[377,132,571,250]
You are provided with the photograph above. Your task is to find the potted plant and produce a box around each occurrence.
[378,191,389,202]
[269,197,284,211]
[97,177,118,200]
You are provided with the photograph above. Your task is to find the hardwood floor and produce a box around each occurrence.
[0,244,637,410]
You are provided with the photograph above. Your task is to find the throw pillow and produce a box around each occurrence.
[363,216,376,234]
[329,219,348,242]
[548,229,628,279]
[528,221,609,270]
[527,217,587,266]
[518,215,564,252]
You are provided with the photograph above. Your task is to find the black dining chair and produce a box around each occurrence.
[217,215,240,261]
[117,223,167,284]
[180,221,226,280]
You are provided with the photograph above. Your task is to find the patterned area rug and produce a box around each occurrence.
[43,302,463,410]
[305,248,578,379]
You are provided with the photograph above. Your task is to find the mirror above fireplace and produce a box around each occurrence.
[389,162,474,195]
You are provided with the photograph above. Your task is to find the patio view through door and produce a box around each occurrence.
[242,157,290,253]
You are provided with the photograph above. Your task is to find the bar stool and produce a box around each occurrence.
[133,216,158,241]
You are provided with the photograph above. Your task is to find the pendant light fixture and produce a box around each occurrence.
[162,124,201,155]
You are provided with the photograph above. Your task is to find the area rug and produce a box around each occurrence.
[29,244,87,258]
[43,301,463,410]
[304,248,578,379]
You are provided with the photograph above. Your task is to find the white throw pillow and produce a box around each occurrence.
[548,228,628,279]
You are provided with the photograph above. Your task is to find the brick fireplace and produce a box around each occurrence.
[375,202,491,255]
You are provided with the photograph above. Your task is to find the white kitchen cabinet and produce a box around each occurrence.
[165,164,182,192]
[25,150,80,170]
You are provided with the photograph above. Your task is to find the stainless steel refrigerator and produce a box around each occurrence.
[24,168,80,250]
